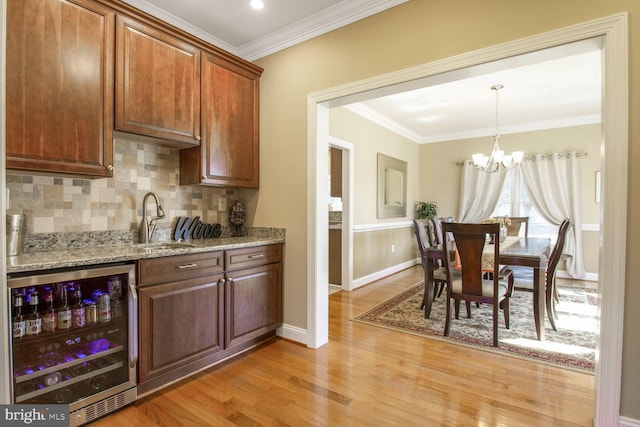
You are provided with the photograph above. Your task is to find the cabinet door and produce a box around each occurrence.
[6,0,114,177]
[329,229,342,285]
[138,274,224,383]
[184,53,260,188]
[330,147,342,197]
[225,263,282,348]
[116,16,200,146]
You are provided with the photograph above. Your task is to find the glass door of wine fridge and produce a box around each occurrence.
[7,262,137,426]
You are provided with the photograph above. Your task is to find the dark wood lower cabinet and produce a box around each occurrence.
[225,263,282,348]
[329,229,342,285]
[138,274,224,384]
[136,244,282,395]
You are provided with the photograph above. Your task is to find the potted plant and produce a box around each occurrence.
[414,201,438,220]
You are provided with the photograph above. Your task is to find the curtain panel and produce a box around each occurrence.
[457,160,511,222]
[457,152,585,278]
[520,152,585,278]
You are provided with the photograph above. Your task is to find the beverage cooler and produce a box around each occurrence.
[7,262,137,426]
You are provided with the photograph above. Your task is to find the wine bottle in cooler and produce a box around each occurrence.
[72,284,86,328]
[12,293,26,339]
[26,291,42,336]
[56,284,72,330]
[42,287,57,333]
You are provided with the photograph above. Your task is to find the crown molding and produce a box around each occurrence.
[344,103,423,143]
[120,0,243,55]
[239,0,409,61]
[346,103,601,144]
[121,0,408,62]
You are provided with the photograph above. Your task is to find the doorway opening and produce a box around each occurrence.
[308,14,628,426]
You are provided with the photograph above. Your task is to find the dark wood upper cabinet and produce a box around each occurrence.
[6,0,115,177]
[115,16,201,146]
[330,147,343,198]
[180,53,262,189]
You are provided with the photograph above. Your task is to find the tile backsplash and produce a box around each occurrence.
[6,138,237,234]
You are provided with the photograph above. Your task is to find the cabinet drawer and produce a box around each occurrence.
[137,251,224,286]
[225,244,281,272]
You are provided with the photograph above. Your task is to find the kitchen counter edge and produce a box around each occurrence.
[6,236,285,274]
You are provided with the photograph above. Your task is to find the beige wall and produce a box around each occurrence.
[420,124,601,273]
[353,227,416,279]
[330,107,420,279]
[253,0,639,418]
[330,106,420,225]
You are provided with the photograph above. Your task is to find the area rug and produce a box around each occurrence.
[353,280,597,373]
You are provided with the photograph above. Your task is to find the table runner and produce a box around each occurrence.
[482,236,520,270]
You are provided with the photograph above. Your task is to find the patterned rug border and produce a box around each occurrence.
[352,281,595,375]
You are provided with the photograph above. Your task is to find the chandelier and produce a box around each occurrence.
[472,84,524,173]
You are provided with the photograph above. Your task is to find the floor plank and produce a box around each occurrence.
[91,266,594,426]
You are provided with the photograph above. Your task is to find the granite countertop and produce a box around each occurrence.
[329,221,342,230]
[6,229,285,275]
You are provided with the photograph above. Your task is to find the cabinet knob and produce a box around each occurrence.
[195,135,201,141]
[107,165,114,172]
[202,176,207,180]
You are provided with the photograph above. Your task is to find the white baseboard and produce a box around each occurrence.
[277,323,307,345]
[556,270,599,282]
[619,416,640,427]
[352,259,420,290]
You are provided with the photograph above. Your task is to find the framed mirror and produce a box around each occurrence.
[377,153,407,218]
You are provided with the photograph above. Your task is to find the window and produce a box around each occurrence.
[492,169,556,239]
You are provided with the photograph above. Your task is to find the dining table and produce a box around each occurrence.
[425,236,552,340]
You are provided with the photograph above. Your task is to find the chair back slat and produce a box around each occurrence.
[413,219,430,263]
[547,218,571,283]
[442,222,500,298]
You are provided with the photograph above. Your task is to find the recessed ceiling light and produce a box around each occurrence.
[250,0,264,10]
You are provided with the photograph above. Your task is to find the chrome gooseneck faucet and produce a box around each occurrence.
[139,192,165,244]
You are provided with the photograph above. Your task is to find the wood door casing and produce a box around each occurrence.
[6,0,114,177]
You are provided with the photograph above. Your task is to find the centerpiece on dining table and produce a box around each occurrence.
[480,216,511,243]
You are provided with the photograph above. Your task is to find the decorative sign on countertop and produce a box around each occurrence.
[173,216,222,240]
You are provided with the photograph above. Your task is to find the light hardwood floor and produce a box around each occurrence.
[92,266,594,426]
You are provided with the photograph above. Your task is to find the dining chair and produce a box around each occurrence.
[504,216,530,284]
[413,219,447,306]
[545,218,572,331]
[432,216,454,245]
[506,216,529,238]
[441,222,514,347]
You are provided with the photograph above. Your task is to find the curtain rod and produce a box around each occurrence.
[456,151,588,166]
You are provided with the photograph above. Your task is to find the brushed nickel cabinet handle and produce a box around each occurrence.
[107,165,114,171]
[248,254,264,259]
[177,263,198,269]
[195,135,201,141]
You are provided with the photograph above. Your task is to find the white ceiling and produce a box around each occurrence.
[347,39,602,143]
[120,0,602,144]
[121,0,408,60]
